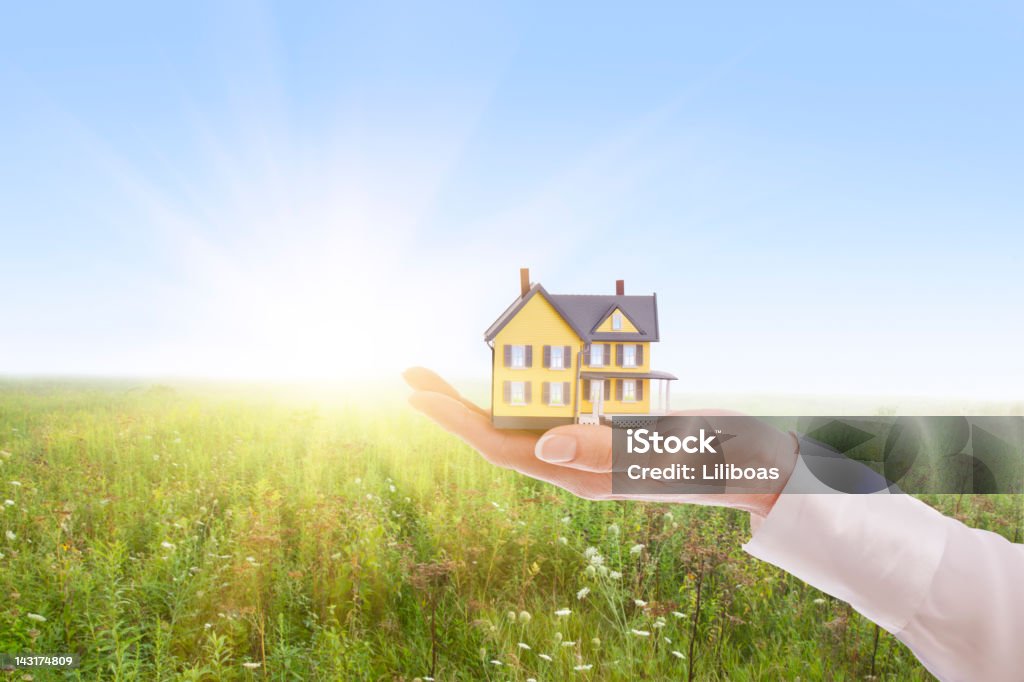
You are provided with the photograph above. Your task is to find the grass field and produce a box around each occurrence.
[0,381,1020,680]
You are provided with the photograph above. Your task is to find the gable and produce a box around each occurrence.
[594,307,640,333]
[491,292,581,344]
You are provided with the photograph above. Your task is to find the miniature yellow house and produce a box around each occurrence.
[484,269,677,429]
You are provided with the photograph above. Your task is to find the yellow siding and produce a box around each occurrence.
[584,342,650,372]
[580,340,652,414]
[580,379,651,415]
[492,295,582,418]
[594,307,639,333]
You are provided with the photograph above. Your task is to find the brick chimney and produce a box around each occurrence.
[520,268,531,297]
[615,279,625,295]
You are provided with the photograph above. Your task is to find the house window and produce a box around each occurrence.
[623,345,636,367]
[622,379,637,402]
[589,345,604,366]
[612,312,622,330]
[509,381,527,405]
[550,348,564,369]
[549,382,564,405]
[510,345,526,368]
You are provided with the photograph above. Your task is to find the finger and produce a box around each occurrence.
[534,424,613,472]
[402,366,489,417]
[409,389,530,469]
[408,390,611,499]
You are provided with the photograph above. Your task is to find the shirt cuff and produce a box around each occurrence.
[742,455,951,633]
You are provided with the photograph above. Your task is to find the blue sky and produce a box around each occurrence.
[2,1,1022,398]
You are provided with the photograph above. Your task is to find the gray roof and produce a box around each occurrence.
[484,283,660,343]
[580,370,677,380]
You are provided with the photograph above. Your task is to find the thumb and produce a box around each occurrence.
[535,424,613,472]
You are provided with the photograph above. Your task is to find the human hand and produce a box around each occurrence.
[404,367,798,519]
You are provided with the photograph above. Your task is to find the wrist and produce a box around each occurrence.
[753,430,799,518]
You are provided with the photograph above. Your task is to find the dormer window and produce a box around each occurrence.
[612,312,623,330]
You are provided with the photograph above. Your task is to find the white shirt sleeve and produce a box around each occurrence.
[743,456,1024,682]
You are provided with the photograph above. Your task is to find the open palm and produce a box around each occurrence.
[404,367,797,519]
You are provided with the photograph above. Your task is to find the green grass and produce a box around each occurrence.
[0,381,1020,680]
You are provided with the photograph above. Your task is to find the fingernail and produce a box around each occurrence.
[536,434,577,463]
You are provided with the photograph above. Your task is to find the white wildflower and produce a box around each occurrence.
[490,659,502,666]
[27,613,46,622]
[538,653,553,662]
[813,597,827,605]
[518,610,532,624]
[584,565,596,577]
[508,610,517,622]
[589,553,604,567]
[330,552,342,560]
[672,650,686,659]
[161,541,175,550]
[242,661,261,669]
[561,515,571,524]
[629,544,644,556]
[609,570,622,580]
[9,481,21,487]
[517,642,531,650]
[664,636,672,644]
[583,546,598,558]
[5,530,15,541]
[653,618,666,629]
[574,664,593,671]
[631,628,651,637]
[561,640,576,647]
[634,599,647,607]
[555,608,571,617]
[389,485,396,493]
[607,523,619,535]
[576,587,590,600]
[204,623,212,630]
[558,536,569,545]
[3,500,13,506]
[672,611,686,618]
